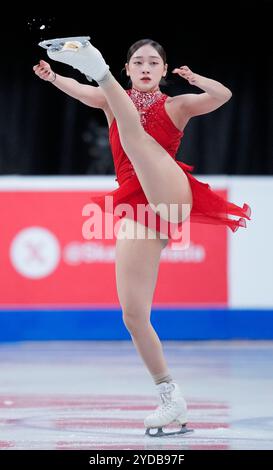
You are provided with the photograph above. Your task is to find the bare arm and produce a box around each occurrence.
[172,65,232,117]
[33,60,107,109]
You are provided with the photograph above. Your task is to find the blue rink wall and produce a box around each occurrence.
[0,308,273,341]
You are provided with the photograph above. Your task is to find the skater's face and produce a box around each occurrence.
[125,44,167,92]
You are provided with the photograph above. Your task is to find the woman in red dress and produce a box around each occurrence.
[33,38,250,436]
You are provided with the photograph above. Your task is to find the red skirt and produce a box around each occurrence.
[90,162,251,238]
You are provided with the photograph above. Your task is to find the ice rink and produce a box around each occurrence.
[0,340,272,450]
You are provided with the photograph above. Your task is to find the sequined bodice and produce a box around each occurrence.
[128,88,166,126]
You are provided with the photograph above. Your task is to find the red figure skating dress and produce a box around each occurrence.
[91,88,251,237]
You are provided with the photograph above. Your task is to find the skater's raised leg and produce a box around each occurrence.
[45,38,192,224]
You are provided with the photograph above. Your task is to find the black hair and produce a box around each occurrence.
[126,39,167,64]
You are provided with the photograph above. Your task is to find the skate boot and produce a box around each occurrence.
[39,36,109,82]
[144,382,193,437]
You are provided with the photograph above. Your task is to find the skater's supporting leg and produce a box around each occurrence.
[116,219,171,377]
[152,371,173,385]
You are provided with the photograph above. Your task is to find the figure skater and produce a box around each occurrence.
[33,37,251,436]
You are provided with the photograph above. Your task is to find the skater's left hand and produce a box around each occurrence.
[172,66,198,85]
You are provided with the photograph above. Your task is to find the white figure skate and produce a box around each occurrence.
[144,382,193,437]
[39,36,109,82]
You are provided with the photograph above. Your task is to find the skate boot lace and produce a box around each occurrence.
[153,389,176,415]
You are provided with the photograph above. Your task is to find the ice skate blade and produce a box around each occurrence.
[145,424,193,437]
[39,36,91,52]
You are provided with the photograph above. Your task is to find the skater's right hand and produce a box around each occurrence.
[33,60,56,82]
